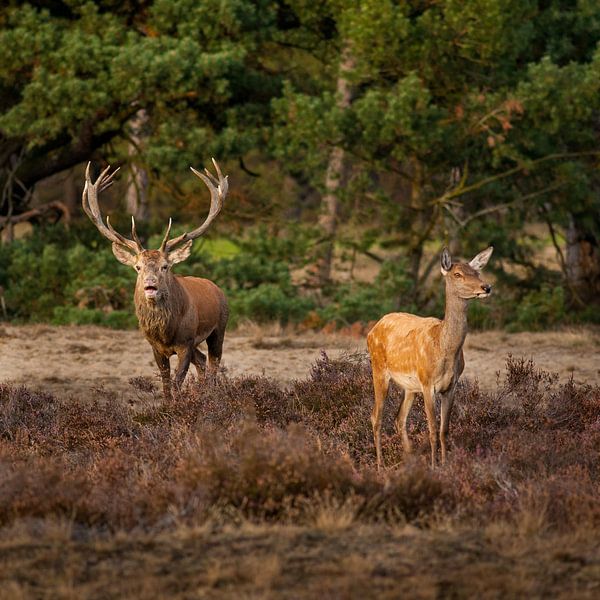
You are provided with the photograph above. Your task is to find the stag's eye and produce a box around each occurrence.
[161,265,168,271]
[135,265,141,272]
[454,272,462,278]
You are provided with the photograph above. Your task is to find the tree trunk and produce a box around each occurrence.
[395,158,428,309]
[125,110,149,222]
[565,213,600,307]
[312,50,355,287]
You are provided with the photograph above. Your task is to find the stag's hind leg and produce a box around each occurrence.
[395,389,415,454]
[206,327,225,377]
[191,348,207,380]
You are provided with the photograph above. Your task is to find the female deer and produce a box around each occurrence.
[368,246,493,468]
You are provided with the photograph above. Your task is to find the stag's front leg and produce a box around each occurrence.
[153,348,172,400]
[174,344,194,391]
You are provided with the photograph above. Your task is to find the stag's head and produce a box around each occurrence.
[82,159,228,304]
[440,246,493,300]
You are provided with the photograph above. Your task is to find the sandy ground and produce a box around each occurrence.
[0,323,598,399]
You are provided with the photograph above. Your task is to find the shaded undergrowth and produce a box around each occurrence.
[0,355,599,535]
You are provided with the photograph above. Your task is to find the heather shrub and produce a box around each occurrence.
[138,374,296,429]
[0,354,598,534]
[0,455,89,525]
[291,352,392,461]
[178,423,357,520]
[0,383,134,454]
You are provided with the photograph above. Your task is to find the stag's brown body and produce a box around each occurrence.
[82,160,229,398]
[135,272,227,356]
[133,258,229,397]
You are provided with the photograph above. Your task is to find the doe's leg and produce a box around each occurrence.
[395,389,415,454]
[439,389,456,466]
[371,368,390,470]
[422,385,438,468]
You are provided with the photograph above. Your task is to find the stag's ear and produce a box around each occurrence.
[440,247,452,275]
[168,240,193,265]
[469,246,494,271]
[112,243,137,267]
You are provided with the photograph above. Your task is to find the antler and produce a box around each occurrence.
[82,162,144,254]
[160,158,228,253]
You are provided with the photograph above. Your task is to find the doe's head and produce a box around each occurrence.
[441,246,493,299]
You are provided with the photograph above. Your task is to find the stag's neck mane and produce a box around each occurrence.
[134,276,186,344]
[439,277,469,357]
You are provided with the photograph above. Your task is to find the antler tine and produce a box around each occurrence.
[98,167,120,194]
[81,162,143,254]
[211,157,223,182]
[164,159,228,253]
[159,218,173,252]
[131,216,144,248]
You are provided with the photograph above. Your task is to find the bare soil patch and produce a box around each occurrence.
[0,324,598,399]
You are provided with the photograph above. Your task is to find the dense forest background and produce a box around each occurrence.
[0,0,599,330]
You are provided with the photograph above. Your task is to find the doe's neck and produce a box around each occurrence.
[440,281,469,352]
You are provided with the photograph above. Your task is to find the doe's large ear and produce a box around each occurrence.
[168,240,193,265]
[441,247,452,275]
[469,246,494,271]
[112,243,137,267]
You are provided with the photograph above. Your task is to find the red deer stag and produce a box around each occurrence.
[82,159,229,399]
[368,246,493,468]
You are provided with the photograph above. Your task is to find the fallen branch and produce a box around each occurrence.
[0,200,71,228]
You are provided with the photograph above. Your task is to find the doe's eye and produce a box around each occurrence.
[161,265,168,271]
[135,266,141,272]
[454,272,462,278]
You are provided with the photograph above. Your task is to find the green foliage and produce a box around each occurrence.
[211,226,317,325]
[509,285,566,332]
[1,1,600,328]
[0,0,280,204]
[317,259,415,326]
[52,307,137,329]
[1,224,593,331]
[0,228,136,327]
[229,284,315,326]
[318,284,392,327]
[0,225,317,328]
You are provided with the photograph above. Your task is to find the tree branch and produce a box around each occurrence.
[432,150,600,208]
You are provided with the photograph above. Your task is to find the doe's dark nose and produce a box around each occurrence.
[481,284,492,294]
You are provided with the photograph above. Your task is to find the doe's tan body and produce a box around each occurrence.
[368,247,493,468]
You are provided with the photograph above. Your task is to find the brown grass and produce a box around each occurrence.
[1,324,598,400]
